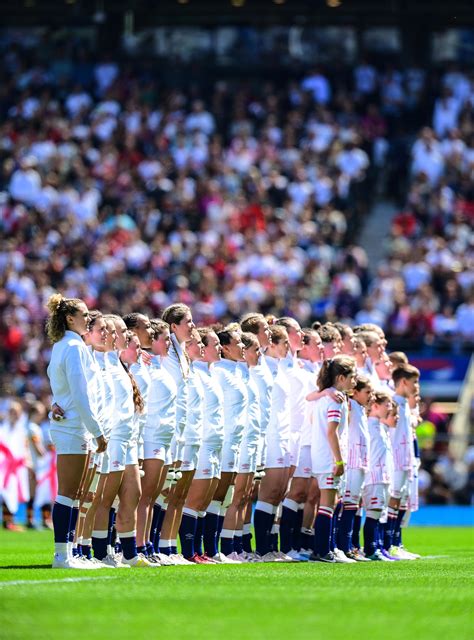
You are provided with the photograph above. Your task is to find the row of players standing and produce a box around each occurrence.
[46,294,421,568]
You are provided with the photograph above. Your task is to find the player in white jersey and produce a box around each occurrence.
[174,329,207,564]
[363,390,394,561]
[338,375,373,562]
[123,313,154,460]
[135,319,176,565]
[92,316,152,568]
[383,364,420,559]
[79,314,118,564]
[254,324,292,561]
[353,329,384,388]
[282,328,325,560]
[158,304,194,559]
[229,332,262,562]
[275,317,305,471]
[185,328,225,564]
[46,294,107,569]
[212,329,248,563]
[310,356,356,563]
[239,313,273,554]
[73,311,110,564]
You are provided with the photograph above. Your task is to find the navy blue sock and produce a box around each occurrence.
[203,512,219,557]
[271,531,279,552]
[194,515,205,556]
[150,504,161,548]
[120,533,138,560]
[383,508,398,550]
[242,529,253,553]
[300,527,314,552]
[352,513,362,549]
[53,499,72,544]
[338,504,357,553]
[393,509,406,547]
[107,508,116,546]
[234,534,243,555]
[179,510,198,559]
[146,542,155,556]
[254,503,275,556]
[81,544,92,559]
[363,517,378,557]
[377,521,384,550]
[280,504,298,553]
[153,508,166,552]
[220,530,234,556]
[68,506,79,544]
[115,542,122,554]
[292,508,304,551]
[137,545,147,555]
[170,542,178,555]
[332,500,342,551]
[314,507,333,557]
[72,545,79,557]
[217,514,225,539]
[92,533,108,560]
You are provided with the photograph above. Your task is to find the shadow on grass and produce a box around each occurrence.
[1,564,52,569]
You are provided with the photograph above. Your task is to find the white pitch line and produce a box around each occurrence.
[421,555,450,559]
[0,575,120,588]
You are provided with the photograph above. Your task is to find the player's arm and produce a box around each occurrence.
[327,421,344,476]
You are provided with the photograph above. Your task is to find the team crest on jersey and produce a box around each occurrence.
[81,443,88,450]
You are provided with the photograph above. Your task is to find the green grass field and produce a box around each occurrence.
[1,527,473,640]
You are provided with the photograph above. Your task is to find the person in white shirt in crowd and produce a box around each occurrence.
[9,155,42,205]
[46,294,107,569]
[136,319,176,565]
[158,304,195,559]
[212,328,248,563]
[301,66,332,105]
[92,316,150,568]
[1,401,30,532]
[25,401,46,530]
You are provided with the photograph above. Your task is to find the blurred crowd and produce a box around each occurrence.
[0,39,473,402]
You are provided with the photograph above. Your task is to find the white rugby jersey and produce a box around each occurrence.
[390,394,414,471]
[237,362,261,446]
[357,357,381,389]
[310,389,349,474]
[144,355,177,445]
[281,352,308,434]
[213,359,248,443]
[194,361,224,447]
[347,398,369,471]
[250,351,273,441]
[162,334,189,446]
[367,417,392,484]
[107,351,135,442]
[265,356,290,443]
[91,349,115,438]
[299,359,321,447]
[129,356,151,441]
[183,362,204,446]
[47,330,104,438]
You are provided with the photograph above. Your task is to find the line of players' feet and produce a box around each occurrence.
[52,545,420,569]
